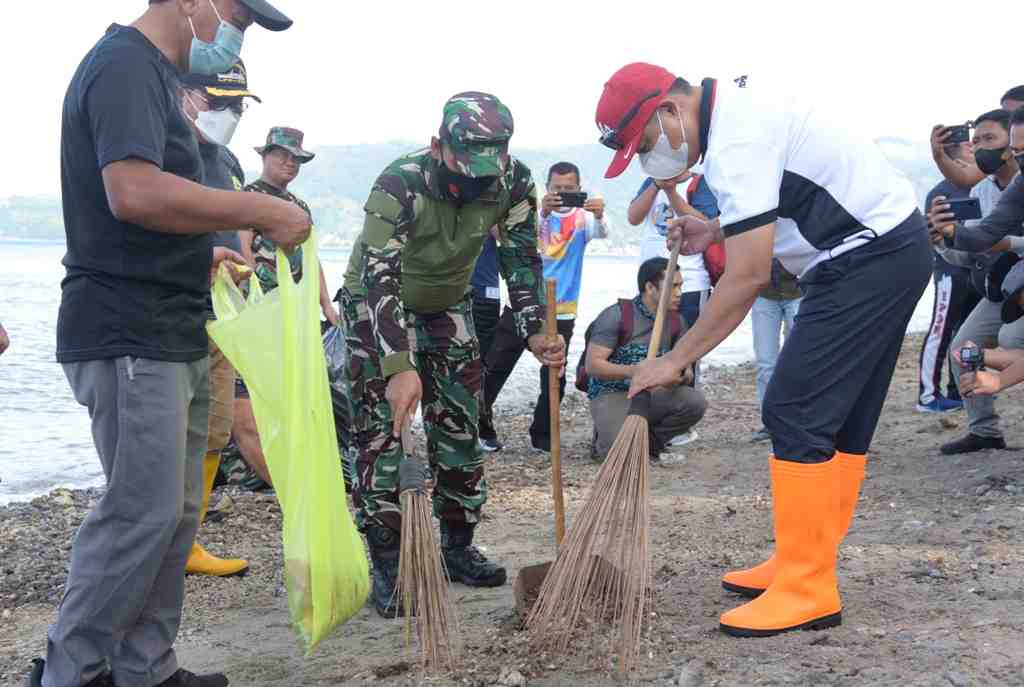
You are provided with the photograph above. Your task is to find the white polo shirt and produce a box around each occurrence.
[701,76,919,278]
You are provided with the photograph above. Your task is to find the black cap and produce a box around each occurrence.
[180,60,261,102]
[1000,260,1024,323]
[240,0,293,31]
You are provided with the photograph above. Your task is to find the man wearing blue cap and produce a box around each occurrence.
[33,2,301,687]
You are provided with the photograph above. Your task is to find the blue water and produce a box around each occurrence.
[0,241,936,503]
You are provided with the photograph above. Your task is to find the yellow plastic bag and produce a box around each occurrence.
[207,232,369,653]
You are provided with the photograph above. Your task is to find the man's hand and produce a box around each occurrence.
[254,199,311,252]
[323,303,341,327]
[386,369,422,437]
[541,192,562,218]
[930,124,953,159]
[583,196,605,220]
[961,369,1001,397]
[528,333,566,368]
[628,355,688,397]
[927,195,957,244]
[666,215,719,255]
[0,323,8,356]
[681,367,694,386]
[211,247,251,285]
[654,171,691,191]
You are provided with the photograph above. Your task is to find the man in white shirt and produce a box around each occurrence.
[596,64,931,638]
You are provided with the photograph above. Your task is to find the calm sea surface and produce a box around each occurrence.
[0,240,936,503]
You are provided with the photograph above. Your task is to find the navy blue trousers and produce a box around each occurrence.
[763,213,932,463]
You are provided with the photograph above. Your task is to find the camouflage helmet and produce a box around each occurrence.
[254,126,315,163]
[438,92,514,178]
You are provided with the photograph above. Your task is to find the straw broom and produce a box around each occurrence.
[526,240,682,675]
[396,421,460,672]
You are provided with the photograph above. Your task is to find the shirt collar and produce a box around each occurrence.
[698,77,718,164]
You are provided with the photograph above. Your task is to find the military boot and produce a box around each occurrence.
[440,521,507,587]
[366,524,405,618]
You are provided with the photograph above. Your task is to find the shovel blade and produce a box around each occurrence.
[513,561,553,616]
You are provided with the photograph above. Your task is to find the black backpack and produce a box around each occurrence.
[575,299,683,393]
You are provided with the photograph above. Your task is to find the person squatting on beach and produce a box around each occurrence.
[35,1,307,686]
[928,108,1024,455]
[585,257,706,463]
[481,161,609,454]
[338,92,566,618]
[597,63,931,637]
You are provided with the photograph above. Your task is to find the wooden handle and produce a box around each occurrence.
[401,418,414,455]
[645,239,682,361]
[545,278,566,547]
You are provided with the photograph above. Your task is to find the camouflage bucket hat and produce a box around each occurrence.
[254,126,315,163]
[439,92,514,178]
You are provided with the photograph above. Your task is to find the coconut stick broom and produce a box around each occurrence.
[526,239,682,675]
[396,421,460,672]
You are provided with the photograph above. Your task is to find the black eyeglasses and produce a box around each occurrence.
[209,96,248,115]
[598,89,662,151]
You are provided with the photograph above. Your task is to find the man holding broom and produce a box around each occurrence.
[596,65,931,637]
[340,92,566,618]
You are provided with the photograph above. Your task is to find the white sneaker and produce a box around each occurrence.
[653,452,686,466]
[668,430,699,447]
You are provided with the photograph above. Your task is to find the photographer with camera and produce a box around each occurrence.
[930,86,1024,190]
[930,107,1024,454]
[916,143,978,413]
[956,260,1024,398]
[482,161,609,453]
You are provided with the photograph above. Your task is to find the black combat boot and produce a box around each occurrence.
[440,521,507,587]
[366,524,405,618]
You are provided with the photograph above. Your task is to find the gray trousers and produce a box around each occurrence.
[45,357,209,687]
[590,386,707,458]
[950,298,1024,439]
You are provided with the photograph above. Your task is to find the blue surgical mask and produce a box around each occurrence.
[188,0,244,76]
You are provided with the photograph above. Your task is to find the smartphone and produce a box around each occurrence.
[947,197,982,221]
[944,123,972,145]
[559,191,588,208]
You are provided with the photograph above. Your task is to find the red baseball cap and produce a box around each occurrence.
[596,63,677,178]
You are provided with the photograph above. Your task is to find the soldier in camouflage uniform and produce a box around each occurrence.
[341,92,566,617]
[234,127,342,487]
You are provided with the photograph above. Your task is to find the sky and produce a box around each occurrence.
[1,0,1020,197]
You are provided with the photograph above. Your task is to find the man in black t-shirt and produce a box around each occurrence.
[34,3,304,687]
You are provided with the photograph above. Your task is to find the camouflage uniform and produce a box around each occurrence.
[342,93,545,533]
[246,127,315,293]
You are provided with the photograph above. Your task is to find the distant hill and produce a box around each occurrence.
[0,139,941,247]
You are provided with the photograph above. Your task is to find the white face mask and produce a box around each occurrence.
[639,109,690,180]
[195,108,241,146]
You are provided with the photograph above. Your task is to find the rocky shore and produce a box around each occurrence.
[3,335,1024,686]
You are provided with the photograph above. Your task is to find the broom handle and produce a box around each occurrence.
[645,238,682,361]
[546,278,566,547]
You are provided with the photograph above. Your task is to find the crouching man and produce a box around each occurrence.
[586,257,707,464]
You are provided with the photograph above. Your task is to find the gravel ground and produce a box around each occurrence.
[3,334,1024,686]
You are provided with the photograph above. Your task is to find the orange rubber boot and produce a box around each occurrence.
[722,452,866,597]
[719,457,842,637]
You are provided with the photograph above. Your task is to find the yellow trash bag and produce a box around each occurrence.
[207,233,369,653]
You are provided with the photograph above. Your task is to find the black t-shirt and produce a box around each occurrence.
[200,143,245,252]
[200,142,245,317]
[57,24,212,363]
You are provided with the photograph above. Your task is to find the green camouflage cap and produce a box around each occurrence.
[254,126,315,163]
[439,91,514,178]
